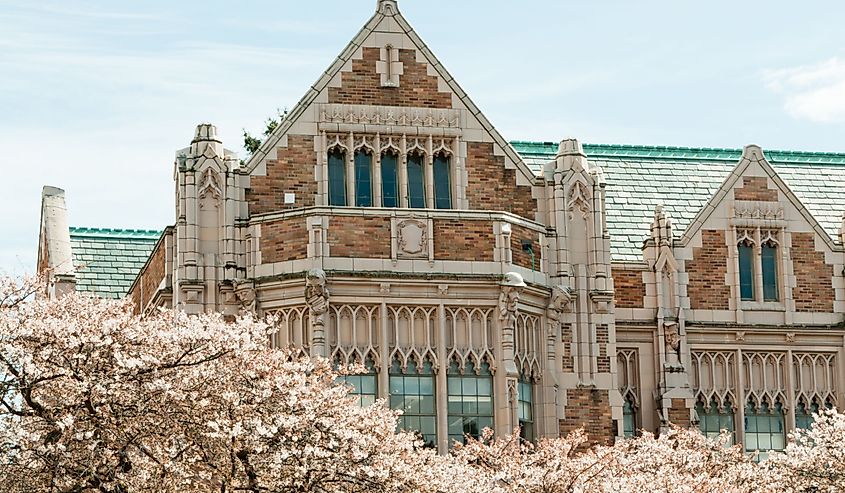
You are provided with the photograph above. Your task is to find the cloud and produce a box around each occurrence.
[764,57,845,123]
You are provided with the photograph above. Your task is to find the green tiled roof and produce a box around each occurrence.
[69,227,162,298]
[511,142,845,262]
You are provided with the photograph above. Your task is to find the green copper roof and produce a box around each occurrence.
[511,142,845,262]
[69,227,162,298]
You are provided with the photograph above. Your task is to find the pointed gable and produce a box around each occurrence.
[244,0,539,221]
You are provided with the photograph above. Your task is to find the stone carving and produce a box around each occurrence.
[786,332,796,344]
[319,103,460,129]
[734,201,784,221]
[305,268,330,315]
[397,218,428,258]
[663,321,683,371]
[234,281,257,314]
[498,272,525,324]
[567,180,592,217]
[735,331,746,342]
[547,285,573,336]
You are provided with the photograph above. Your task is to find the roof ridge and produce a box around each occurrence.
[69,227,163,238]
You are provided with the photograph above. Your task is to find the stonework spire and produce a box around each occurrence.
[377,0,398,15]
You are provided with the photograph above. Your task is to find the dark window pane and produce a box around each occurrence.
[433,154,452,209]
[354,151,372,207]
[407,153,426,208]
[738,244,754,300]
[381,152,399,207]
[761,244,778,301]
[328,149,347,206]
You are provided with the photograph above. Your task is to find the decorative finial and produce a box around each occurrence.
[377,0,399,15]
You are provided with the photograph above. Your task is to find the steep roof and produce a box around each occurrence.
[69,227,162,298]
[511,142,845,262]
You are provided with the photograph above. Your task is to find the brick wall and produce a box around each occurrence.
[667,399,691,428]
[247,135,317,216]
[260,218,308,263]
[596,324,611,373]
[613,268,645,308]
[433,220,494,261]
[686,230,730,310]
[733,176,778,202]
[792,232,834,312]
[510,225,540,270]
[561,323,573,372]
[559,388,614,445]
[128,239,166,314]
[328,48,452,108]
[328,216,391,258]
[466,142,537,221]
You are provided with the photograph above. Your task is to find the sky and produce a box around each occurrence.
[2,0,845,274]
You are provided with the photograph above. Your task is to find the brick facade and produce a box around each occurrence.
[247,135,317,216]
[792,232,835,312]
[613,268,645,308]
[596,324,611,373]
[510,225,539,270]
[328,48,452,108]
[260,218,308,263]
[465,142,537,221]
[667,399,691,428]
[559,388,614,445]
[433,220,494,262]
[327,216,391,258]
[733,176,778,202]
[129,240,165,314]
[686,230,731,310]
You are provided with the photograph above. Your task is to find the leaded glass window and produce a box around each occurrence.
[389,358,436,447]
[744,401,785,461]
[518,375,534,442]
[337,357,378,408]
[795,401,819,431]
[761,242,778,301]
[354,150,373,207]
[696,398,735,444]
[381,151,399,208]
[738,242,754,301]
[447,360,493,445]
[433,153,452,209]
[407,152,426,208]
[328,148,347,206]
[622,396,637,438]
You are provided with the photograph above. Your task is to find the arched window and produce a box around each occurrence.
[622,395,637,438]
[761,240,778,301]
[389,358,436,447]
[518,374,534,442]
[795,398,831,431]
[328,148,347,206]
[433,152,452,209]
[337,356,378,407]
[696,397,735,444]
[381,150,399,208]
[354,149,373,207]
[744,400,785,461]
[447,360,493,445]
[407,151,426,208]
[738,239,755,301]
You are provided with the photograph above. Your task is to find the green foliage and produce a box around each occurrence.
[241,107,288,165]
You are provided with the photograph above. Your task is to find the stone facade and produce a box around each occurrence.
[37,0,845,455]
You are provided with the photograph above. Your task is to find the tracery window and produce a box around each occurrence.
[761,241,778,301]
[328,148,347,206]
[738,240,755,301]
[517,375,535,442]
[354,149,373,207]
[381,150,399,208]
[622,396,637,438]
[433,152,452,209]
[389,358,437,447]
[407,151,426,208]
[736,229,780,303]
[447,360,494,445]
[337,357,378,408]
[744,400,785,460]
[695,398,735,445]
[795,400,819,431]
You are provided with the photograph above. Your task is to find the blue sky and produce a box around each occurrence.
[2,0,845,273]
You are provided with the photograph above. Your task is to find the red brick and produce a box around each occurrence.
[687,230,730,310]
[613,269,645,308]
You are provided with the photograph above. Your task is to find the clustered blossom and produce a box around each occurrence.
[0,277,843,492]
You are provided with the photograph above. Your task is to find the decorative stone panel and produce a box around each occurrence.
[686,230,731,310]
[392,216,431,260]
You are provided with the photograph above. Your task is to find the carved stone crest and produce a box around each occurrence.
[397,218,428,258]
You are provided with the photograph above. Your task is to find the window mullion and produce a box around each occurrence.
[346,132,355,206]
[753,228,763,302]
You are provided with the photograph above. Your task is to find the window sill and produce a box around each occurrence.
[740,301,784,312]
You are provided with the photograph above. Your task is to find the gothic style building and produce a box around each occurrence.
[37,0,845,455]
